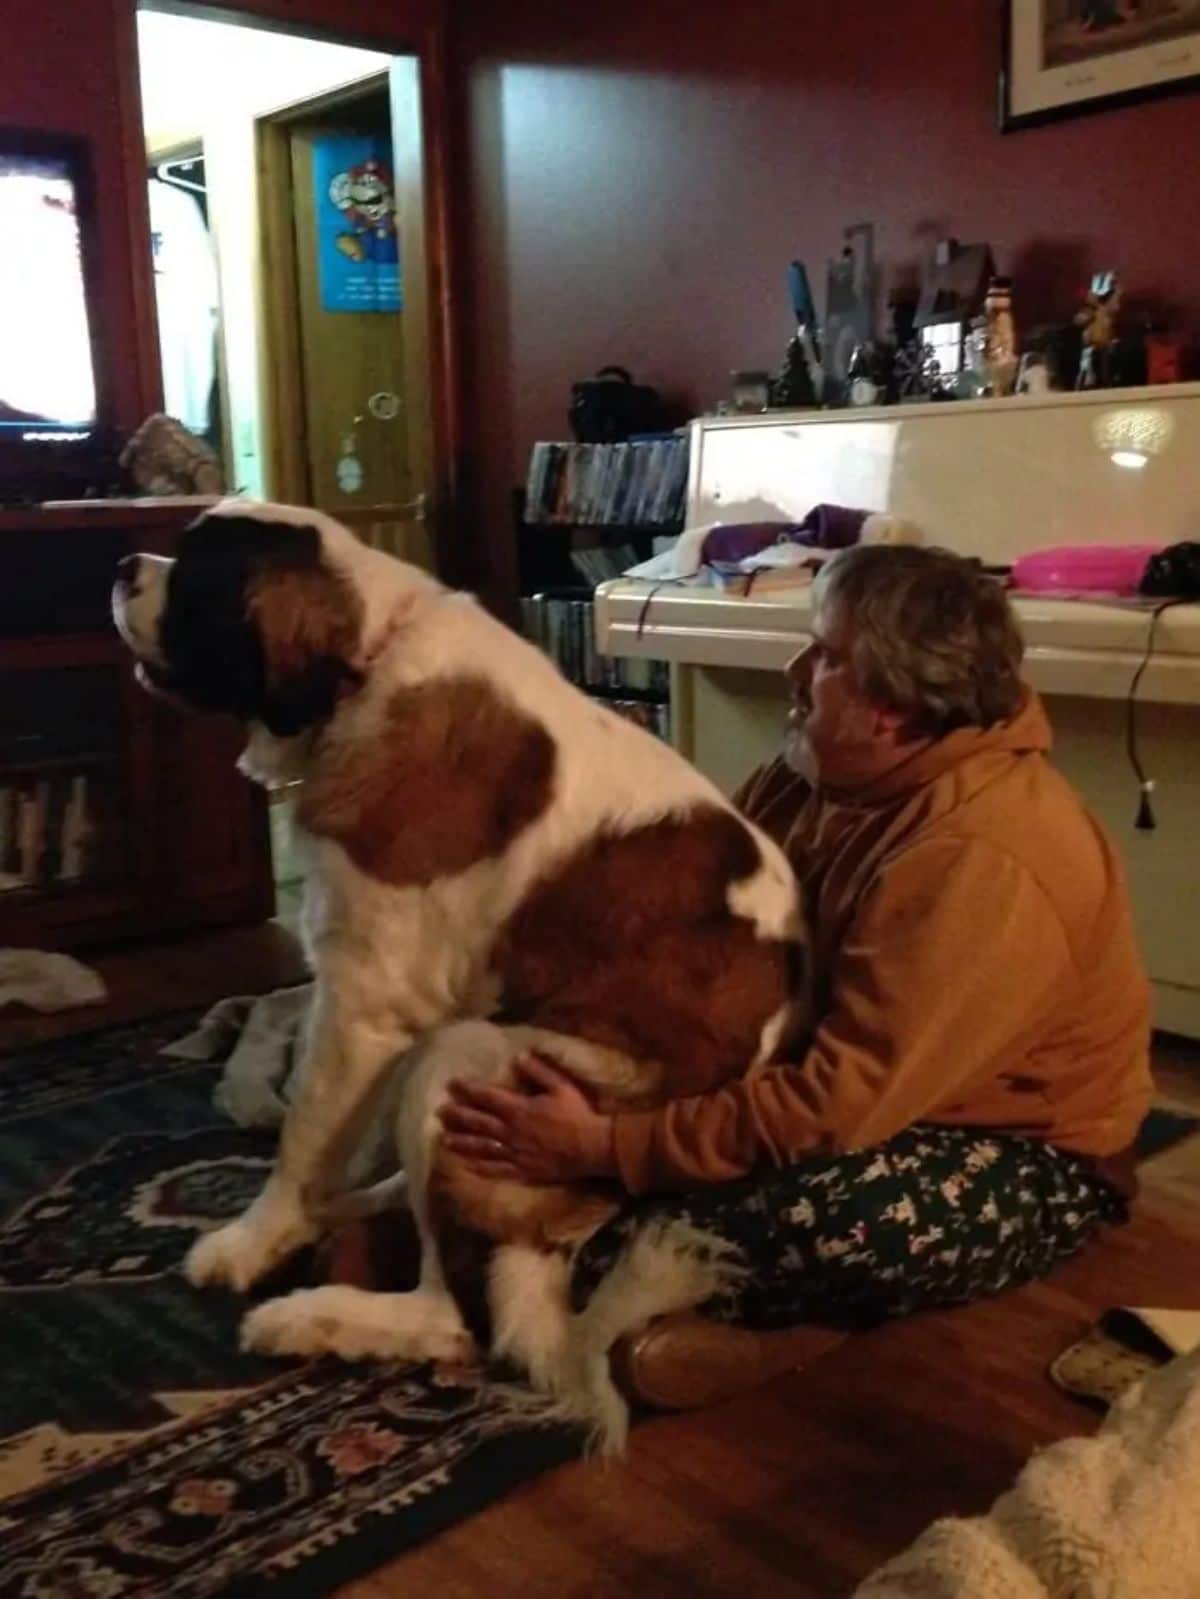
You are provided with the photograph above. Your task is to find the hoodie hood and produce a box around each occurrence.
[816,689,1054,805]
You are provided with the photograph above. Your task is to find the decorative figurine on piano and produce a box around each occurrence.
[1075,270,1122,390]
[893,337,944,404]
[912,237,995,399]
[770,259,823,408]
[846,339,887,408]
[822,223,876,408]
[981,276,1020,397]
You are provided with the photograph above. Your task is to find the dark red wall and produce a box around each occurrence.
[4,0,1198,605]
[452,0,1200,602]
[0,0,440,432]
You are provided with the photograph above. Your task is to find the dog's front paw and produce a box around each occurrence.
[185,1193,317,1293]
[241,1286,476,1365]
[186,1220,271,1292]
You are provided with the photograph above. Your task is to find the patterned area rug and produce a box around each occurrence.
[0,1014,580,1597]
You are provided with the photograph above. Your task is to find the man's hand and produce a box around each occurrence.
[439,1054,618,1184]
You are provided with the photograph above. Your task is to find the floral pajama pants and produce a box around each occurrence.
[571,1126,1129,1330]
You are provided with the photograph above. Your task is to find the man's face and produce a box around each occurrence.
[783,599,901,782]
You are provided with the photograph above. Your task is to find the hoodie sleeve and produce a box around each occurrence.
[610,836,1075,1194]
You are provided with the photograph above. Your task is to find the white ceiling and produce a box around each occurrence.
[137,11,393,153]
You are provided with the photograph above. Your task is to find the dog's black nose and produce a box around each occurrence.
[115,554,141,594]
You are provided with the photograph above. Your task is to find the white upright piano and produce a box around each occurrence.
[595,384,1200,1037]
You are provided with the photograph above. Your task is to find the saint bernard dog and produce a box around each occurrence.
[112,499,807,1449]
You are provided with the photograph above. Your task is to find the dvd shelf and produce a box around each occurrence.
[523,436,689,528]
[519,594,671,740]
[0,767,118,897]
[0,501,273,950]
[0,663,125,898]
[515,438,683,743]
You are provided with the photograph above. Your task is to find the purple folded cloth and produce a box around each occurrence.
[701,522,805,565]
[796,503,881,550]
[701,505,878,567]
[668,504,919,580]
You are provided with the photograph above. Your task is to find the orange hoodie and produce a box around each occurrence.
[612,692,1154,1195]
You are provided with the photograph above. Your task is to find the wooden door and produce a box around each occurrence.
[259,74,434,570]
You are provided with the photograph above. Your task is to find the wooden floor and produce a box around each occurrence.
[3,925,1199,1598]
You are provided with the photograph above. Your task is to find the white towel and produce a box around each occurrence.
[856,1345,1200,1598]
[0,949,107,1013]
[169,981,403,1196]
[166,982,313,1128]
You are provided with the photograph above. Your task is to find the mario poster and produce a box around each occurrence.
[312,136,402,313]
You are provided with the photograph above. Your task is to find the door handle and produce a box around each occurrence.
[367,391,403,421]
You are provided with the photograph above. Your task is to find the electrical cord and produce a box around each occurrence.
[1126,599,1187,831]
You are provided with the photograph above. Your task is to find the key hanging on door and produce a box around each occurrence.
[337,413,365,495]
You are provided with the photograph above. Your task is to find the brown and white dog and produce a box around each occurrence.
[112,499,806,1448]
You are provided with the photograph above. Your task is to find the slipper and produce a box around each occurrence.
[1050,1307,1200,1409]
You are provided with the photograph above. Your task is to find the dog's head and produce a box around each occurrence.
[112,501,374,738]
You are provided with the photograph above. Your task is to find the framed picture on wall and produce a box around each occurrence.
[1001,1,1200,129]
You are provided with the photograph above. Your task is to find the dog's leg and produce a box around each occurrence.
[489,1244,572,1392]
[240,1164,472,1368]
[242,1021,515,1358]
[186,982,410,1293]
[487,1221,744,1456]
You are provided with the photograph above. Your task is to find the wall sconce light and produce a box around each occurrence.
[1092,406,1176,471]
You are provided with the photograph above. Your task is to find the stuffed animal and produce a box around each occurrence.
[120,413,225,497]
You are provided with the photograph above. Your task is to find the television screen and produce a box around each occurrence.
[0,149,98,438]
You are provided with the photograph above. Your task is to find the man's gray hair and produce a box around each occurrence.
[814,544,1025,735]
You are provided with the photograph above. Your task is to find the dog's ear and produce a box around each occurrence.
[246,557,365,737]
[169,511,365,736]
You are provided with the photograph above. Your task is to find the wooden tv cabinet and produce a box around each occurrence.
[0,500,273,951]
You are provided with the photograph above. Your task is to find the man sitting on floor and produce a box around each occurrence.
[441,544,1153,1333]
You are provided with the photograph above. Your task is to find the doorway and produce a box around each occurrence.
[135,5,446,919]
[135,7,436,570]
[257,74,434,569]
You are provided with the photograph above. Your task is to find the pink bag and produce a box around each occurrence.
[1010,544,1165,597]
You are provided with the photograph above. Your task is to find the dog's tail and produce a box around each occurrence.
[489,1220,745,1456]
[317,1171,410,1224]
